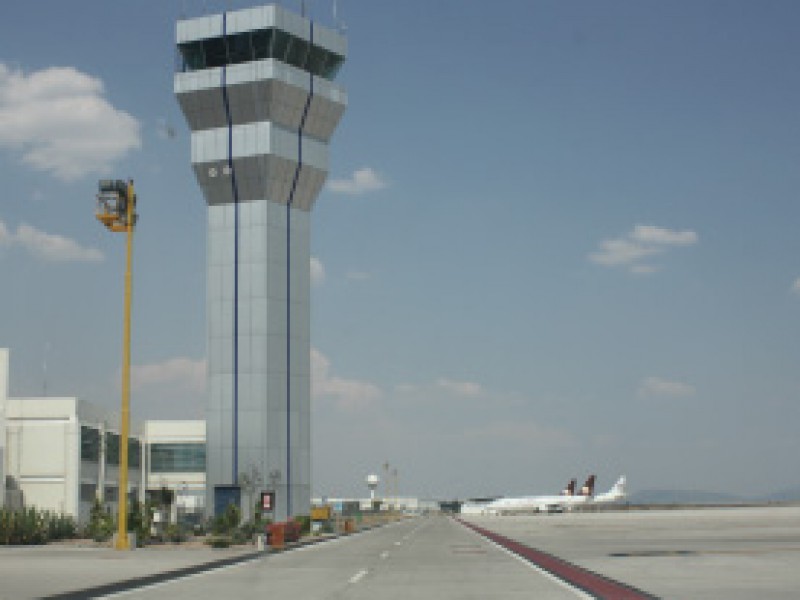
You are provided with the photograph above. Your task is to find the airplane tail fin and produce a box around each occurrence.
[611,476,627,498]
[579,475,596,497]
[593,476,627,503]
[561,478,577,496]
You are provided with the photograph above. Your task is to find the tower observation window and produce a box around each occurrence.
[252,29,274,60]
[227,32,253,64]
[287,37,310,67]
[204,37,228,69]
[178,27,343,80]
[271,29,293,63]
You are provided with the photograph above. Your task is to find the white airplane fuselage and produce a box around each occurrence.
[480,476,626,515]
[483,493,589,515]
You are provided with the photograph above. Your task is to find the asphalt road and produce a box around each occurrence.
[104,516,584,600]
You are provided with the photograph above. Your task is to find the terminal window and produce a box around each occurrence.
[105,432,120,466]
[80,483,97,503]
[128,438,141,469]
[81,426,100,463]
[150,443,206,473]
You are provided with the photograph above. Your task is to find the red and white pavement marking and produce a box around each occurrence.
[457,519,659,600]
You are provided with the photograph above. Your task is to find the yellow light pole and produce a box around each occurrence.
[96,179,137,550]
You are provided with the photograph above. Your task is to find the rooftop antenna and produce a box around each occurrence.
[333,0,347,33]
[42,341,50,397]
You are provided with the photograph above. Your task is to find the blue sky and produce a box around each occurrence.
[1,1,799,499]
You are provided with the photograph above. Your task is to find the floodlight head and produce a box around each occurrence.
[99,179,128,195]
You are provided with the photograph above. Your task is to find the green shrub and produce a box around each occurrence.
[84,499,115,542]
[128,498,152,545]
[44,512,77,541]
[294,515,311,536]
[223,503,241,531]
[205,535,231,548]
[230,528,248,544]
[0,507,77,545]
[164,523,187,543]
[209,503,243,537]
[210,515,228,536]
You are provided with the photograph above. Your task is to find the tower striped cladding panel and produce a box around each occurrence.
[175,4,346,520]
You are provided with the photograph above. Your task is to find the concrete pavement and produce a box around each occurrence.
[2,507,798,599]
[462,505,800,600]
[0,544,258,599]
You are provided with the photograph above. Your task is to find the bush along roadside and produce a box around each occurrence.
[0,507,77,545]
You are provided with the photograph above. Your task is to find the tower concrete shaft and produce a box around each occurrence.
[175,4,346,520]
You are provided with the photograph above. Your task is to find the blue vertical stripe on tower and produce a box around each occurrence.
[284,20,315,517]
[220,10,241,486]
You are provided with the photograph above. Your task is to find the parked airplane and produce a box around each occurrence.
[460,477,579,516]
[479,475,624,515]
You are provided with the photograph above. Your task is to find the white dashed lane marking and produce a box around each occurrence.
[349,569,368,584]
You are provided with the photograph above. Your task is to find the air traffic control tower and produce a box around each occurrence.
[175,4,346,520]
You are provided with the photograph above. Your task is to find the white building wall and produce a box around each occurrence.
[145,420,206,520]
[5,398,78,516]
[5,395,143,524]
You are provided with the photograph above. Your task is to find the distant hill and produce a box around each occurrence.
[629,489,744,505]
[755,488,800,503]
[629,488,800,505]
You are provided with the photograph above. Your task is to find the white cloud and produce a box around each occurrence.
[589,224,698,274]
[311,347,381,410]
[15,224,104,262]
[631,225,698,246]
[792,278,800,295]
[638,376,696,399]
[0,219,103,262]
[131,357,207,393]
[310,256,325,286]
[589,238,661,267]
[630,264,659,275]
[0,220,10,245]
[0,63,141,181]
[436,377,483,397]
[394,383,418,394]
[346,270,371,281]
[327,167,387,195]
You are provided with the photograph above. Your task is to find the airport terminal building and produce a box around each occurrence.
[0,348,206,524]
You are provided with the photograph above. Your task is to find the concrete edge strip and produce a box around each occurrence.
[455,518,660,600]
[38,525,387,600]
[38,551,263,600]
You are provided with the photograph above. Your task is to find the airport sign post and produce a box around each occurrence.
[261,491,276,513]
